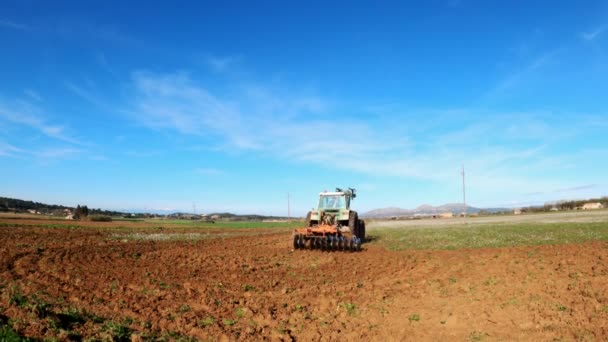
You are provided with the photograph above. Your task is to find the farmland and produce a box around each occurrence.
[1,211,608,341]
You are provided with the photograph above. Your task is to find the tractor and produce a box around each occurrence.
[292,187,365,251]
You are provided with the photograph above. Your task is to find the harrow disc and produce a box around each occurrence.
[298,236,306,249]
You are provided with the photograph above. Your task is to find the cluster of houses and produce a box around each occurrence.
[513,202,604,215]
[582,202,604,210]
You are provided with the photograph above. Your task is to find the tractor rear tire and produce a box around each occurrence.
[349,211,359,237]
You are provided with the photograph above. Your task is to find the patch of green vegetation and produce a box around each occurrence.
[408,313,420,322]
[198,316,215,327]
[179,304,191,313]
[370,221,608,250]
[340,302,357,316]
[556,304,567,312]
[8,289,27,308]
[223,319,237,326]
[235,307,246,318]
[103,320,131,342]
[27,297,51,317]
[242,284,255,292]
[109,280,119,293]
[89,215,112,222]
[0,323,28,342]
[468,330,488,341]
[483,277,499,286]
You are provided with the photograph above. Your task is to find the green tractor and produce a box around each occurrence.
[301,187,366,245]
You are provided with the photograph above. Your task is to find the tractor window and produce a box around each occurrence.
[319,196,345,209]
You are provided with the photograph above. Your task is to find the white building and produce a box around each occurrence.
[582,202,604,210]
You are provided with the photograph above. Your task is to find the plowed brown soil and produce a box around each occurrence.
[1,222,608,341]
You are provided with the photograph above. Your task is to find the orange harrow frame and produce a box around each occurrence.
[292,224,361,251]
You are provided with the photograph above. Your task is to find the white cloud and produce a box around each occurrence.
[582,26,605,41]
[96,53,117,76]
[0,100,81,144]
[128,71,402,161]
[482,51,555,103]
[206,55,239,72]
[126,71,607,207]
[0,142,23,157]
[0,142,83,161]
[64,81,106,108]
[194,167,223,176]
[24,89,42,102]
[0,19,27,30]
[35,147,82,159]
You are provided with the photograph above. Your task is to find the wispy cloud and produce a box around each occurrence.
[89,155,110,161]
[124,150,163,158]
[35,147,82,159]
[0,142,83,161]
[206,55,239,72]
[523,184,601,196]
[482,51,555,103]
[24,89,42,102]
[0,19,27,30]
[0,142,23,157]
[96,53,118,77]
[555,184,601,193]
[0,100,81,145]
[125,70,607,207]
[128,71,400,159]
[194,167,223,176]
[582,26,605,41]
[64,81,107,108]
[130,71,260,148]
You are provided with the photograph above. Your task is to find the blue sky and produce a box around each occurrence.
[1,1,607,215]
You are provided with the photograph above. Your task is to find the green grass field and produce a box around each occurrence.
[368,221,608,250]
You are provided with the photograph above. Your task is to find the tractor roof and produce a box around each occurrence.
[319,192,345,196]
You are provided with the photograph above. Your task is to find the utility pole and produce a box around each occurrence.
[461,165,466,218]
[192,202,196,215]
[287,192,291,220]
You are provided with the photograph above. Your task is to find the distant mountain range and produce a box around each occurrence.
[362,203,509,218]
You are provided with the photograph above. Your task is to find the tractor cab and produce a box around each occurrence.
[318,193,347,210]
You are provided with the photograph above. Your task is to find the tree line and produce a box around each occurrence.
[520,196,608,213]
[0,197,125,217]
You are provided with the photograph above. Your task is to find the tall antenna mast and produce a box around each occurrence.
[461,165,466,218]
[287,192,291,220]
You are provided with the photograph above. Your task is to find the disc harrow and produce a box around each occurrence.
[292,224,364,252]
